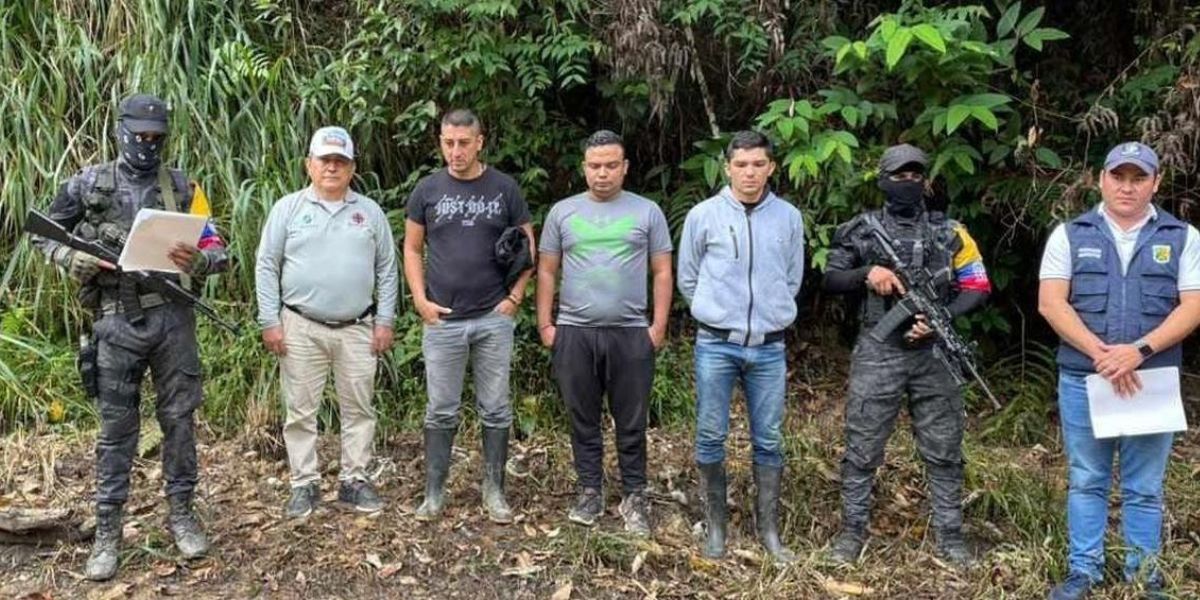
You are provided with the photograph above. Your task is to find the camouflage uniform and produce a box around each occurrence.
[33,94,227,579]
[827,209,967,536]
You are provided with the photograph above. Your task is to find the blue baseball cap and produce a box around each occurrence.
[1104,142,1159,175]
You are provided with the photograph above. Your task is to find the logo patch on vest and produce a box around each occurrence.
[1152,244,1171,264]
[1077,247,1102,260]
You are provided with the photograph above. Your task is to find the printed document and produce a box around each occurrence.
[1085,366,1188,439]
[117,209,207,273]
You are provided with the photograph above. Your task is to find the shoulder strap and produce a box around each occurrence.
[158,166,179,213]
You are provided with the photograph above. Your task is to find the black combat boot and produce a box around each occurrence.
[697,461,727,559]
[167,493,209,559]
[85,503,123,581]
[415,427,455,521]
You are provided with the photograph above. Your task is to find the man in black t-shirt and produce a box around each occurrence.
[403,109,535,524]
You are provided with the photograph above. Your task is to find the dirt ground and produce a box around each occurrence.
[1,393,1198,599]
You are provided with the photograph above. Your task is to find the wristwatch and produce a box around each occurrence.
[1134,338,1155,359]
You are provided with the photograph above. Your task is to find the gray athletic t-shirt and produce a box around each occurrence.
[540,191,673,327]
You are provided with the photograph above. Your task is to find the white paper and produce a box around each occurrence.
[1085,366,1188,439]
[116,209,208,273]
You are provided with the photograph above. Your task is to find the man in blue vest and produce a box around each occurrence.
[1039,142,1200,600]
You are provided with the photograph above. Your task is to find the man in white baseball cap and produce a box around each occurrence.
[256,125,399,519]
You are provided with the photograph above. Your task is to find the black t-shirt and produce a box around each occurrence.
[406,167,531,319]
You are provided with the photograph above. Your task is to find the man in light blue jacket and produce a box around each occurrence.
[677,130,805,563]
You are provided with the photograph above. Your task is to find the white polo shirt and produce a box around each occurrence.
[1038,203,1200,291]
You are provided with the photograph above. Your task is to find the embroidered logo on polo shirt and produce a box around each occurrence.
[351,211,366,226]
[1152,244,1171,264]
[1077,247,1102,260]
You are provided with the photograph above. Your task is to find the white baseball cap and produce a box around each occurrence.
[309,126,354,160]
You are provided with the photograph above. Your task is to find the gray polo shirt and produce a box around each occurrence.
[255,186,399,329]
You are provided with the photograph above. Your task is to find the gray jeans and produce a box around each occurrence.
[422,311,515,429]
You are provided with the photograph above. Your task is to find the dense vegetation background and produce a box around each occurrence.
[1,0,1199,439]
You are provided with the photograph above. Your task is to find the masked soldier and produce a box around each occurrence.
[33,94,228,580]
[823,144,991,567]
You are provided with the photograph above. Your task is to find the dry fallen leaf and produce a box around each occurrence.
[378,563,403,579]
[550,581,573,600]
[501,565,545,577]
[364,553,383,570]
[295,571,306,586]
[631,551,647,576]
[822,577,875,596]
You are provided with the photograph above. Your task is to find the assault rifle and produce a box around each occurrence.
[864,216,1000,410]
[24,210,241,335]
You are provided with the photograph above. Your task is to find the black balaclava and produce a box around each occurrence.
[116,122,165,173]
[877,144,930,219]
[115,94,169,173]
[879,174,926,218]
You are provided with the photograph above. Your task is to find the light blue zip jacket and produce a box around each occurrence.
[677,186,805,345]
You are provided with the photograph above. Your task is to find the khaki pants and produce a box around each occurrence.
[279,308,377,486]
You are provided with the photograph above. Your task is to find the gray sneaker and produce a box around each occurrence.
[618,491,651,537]
[285,483,319,519]
[338,479,384,513]
[567,487,603,526]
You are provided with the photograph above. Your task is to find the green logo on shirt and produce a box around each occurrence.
[566,215,636,259]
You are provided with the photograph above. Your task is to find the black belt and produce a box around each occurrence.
[699,323,785,345]
[285,304,374,329]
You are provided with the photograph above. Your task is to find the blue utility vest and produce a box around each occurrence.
[1057,206,1186,372]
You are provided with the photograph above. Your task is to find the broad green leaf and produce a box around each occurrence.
[970,106,999,130]
[1035,146,1063,168]
[794,117,810,137]
[853,41,869,59]
[1016,6,1044,37]
[836,42,853,66]
[830,130,860,147]
[817,138,838,161]
[1023,27,1070,51]
[778,118,795,141]
[880,17,899,42]
[794,100,815,118]
[997,1,1021,38]
[836,143,852,164]
[912,24,946,53]
[703,159,719,189]
[953,151,976,173]
[946,104,971,133]
[885,27,914,70]
[959,93,1012,108]
[821,35,851,52]
[841,106,859,127]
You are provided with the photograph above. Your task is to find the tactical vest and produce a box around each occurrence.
[1056,207,1186,372]
[859,210,957,328]
[74,162,189,304]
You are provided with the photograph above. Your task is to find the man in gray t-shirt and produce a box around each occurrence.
[540,190,672,327]
[536,130,673,535]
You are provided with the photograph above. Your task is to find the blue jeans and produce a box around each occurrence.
[1058,371,1174,583]
[693,334,787,467]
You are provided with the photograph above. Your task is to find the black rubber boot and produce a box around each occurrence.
[753,464,796,565]
[85,503,123,581]
[415,427,455,521]
[697,461,727,559]
[481,427,514,523]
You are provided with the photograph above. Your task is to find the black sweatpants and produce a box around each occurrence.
[552,325,655,494]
